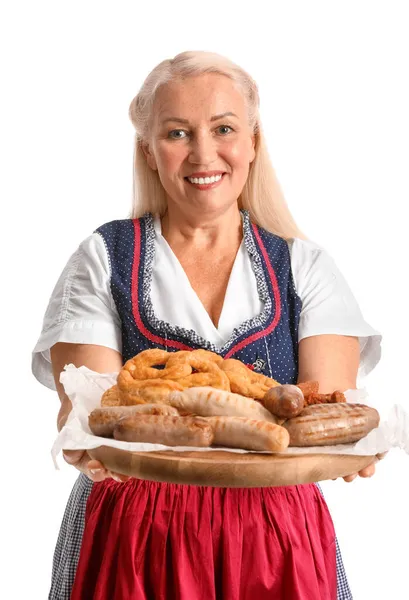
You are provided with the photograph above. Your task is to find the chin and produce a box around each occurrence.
[190,197,238,215]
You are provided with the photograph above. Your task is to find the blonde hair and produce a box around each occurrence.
[129,50,305,240]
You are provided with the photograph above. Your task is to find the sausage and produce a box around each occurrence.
[88,404,179,437]
[113,415,214,447]
[168,387,278,423]
[205,416,290,452]
[304,391,346,406]
[296,381,319,397]
[262,385,305,418]
[283,403,380,446]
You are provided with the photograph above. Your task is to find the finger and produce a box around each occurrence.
[343,473,358,482]
[87,459,104,471]
[64,450,95,474]
[85,460,130,483]
[63,449,86,465]
[377,452,388,461]
[114,471,131,483]
[86,459,110,482]
[88,468,109,482]
[108,470,131,483]
[358,463,376,478]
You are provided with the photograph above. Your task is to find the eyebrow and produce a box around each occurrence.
[161,112,238,125]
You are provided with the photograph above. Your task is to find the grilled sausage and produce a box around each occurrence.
[205,416,290,452]
[88,404,179,437]
[262,385,305,418]
[113,415,214,447]
[283,403,380,446]
[168,387,278,423]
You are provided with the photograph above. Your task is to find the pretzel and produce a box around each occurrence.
[118,378,185,405]
[174,356,231,391]
[117,367,184,404]
[221,359,280,399]
[115,351,278,405]
[122,349,190,381]
[166,349,224,367]
[101,385,121,407]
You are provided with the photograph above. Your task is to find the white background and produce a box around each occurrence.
[2,1,408,598]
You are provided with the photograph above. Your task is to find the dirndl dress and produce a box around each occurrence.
[48,212,353,599]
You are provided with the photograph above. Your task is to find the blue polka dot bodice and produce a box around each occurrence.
[95,211,302,384]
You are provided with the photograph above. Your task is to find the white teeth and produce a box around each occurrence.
[187,174,223,185]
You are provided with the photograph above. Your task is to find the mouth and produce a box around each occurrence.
[184,173,226,189]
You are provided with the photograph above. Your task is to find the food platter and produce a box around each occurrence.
[83,349,383,487]
[88,446,378,488]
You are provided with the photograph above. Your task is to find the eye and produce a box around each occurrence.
[168,129,188,140]
[217,125,233,135]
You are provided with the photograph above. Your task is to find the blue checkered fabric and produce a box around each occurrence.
[316,483,353,599]
[48,474,92,600]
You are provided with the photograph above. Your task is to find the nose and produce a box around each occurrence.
[188,131,218,165]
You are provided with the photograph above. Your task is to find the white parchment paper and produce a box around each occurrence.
[51,364,409,468]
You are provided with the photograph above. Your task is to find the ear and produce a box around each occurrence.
[141,140,158,171]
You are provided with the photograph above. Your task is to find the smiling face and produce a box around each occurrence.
[142,73,256,219]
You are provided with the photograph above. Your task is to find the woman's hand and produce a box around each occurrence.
[342,461,376,482]
[336,452,387,482]
[50,343,127,482]
[62,449,130,483]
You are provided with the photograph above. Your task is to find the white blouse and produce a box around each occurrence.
[32,216,381,390]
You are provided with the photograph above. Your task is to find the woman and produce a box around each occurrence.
[32,51,381,599]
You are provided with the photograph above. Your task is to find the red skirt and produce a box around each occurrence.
[71,479,337,600]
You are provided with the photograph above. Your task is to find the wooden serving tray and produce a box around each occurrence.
[88,446,377,488]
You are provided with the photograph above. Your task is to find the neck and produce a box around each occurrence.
[160,203,243,250]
